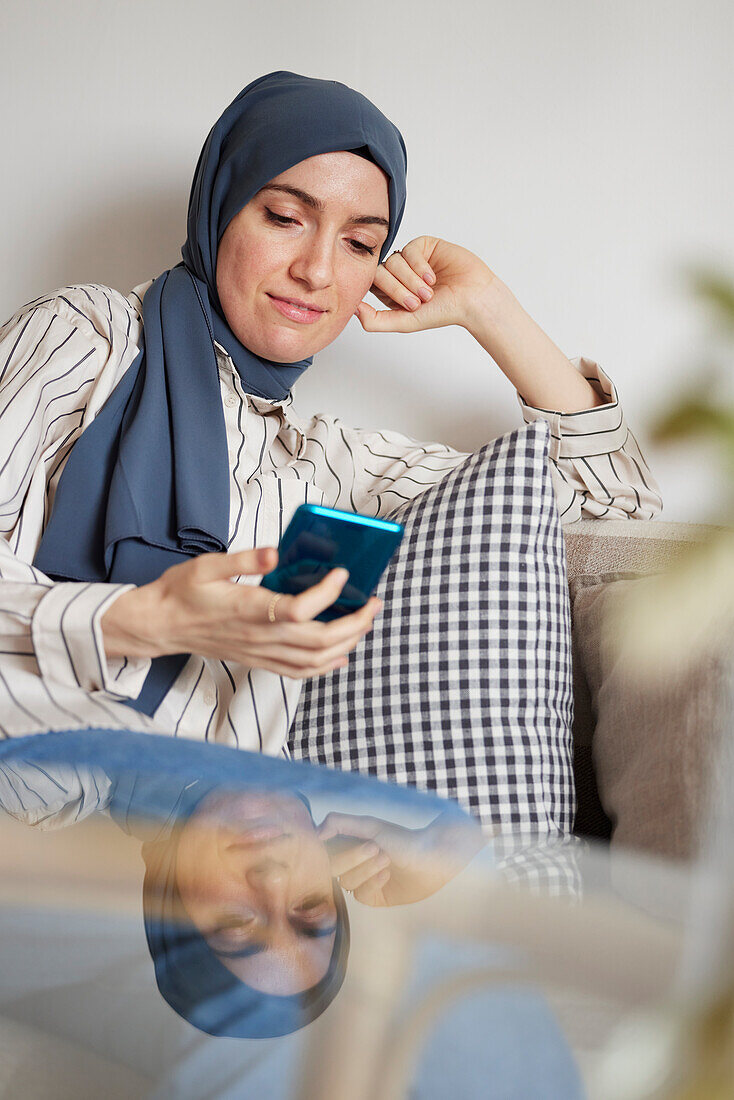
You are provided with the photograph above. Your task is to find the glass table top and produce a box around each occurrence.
[0,727,722,1100]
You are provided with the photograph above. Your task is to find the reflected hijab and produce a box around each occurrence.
[33,71,407,716]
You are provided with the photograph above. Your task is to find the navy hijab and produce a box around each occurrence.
[33,71,407,715]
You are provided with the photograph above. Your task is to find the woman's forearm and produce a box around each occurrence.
[461,277,607,414]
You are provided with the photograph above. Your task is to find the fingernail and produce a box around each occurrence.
[334,567,349,583]
[417,285,432,301]
[406,295,421,310]
[362,842,379,857]
[424,271,436,285]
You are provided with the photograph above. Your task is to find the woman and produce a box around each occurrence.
[0,70,661,754]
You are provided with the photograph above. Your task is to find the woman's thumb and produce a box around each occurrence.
[238,547,278,575]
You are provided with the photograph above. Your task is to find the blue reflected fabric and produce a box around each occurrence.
[33,71,408,716]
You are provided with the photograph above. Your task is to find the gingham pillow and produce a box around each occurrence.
[288,420,575,845]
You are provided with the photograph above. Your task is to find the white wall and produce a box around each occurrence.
[3,0,732,521]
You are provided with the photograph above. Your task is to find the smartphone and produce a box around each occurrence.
[260,504,403,622]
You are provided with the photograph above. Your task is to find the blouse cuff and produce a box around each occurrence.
[32,582,151,700]
[516,356,629,461]
[0,761,113,829]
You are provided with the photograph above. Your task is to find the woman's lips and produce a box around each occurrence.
[267,294,326,324]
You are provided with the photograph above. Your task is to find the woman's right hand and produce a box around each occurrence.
[100,546,381,679]
[320,810,486,907]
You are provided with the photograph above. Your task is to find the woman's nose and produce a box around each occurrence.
[289,233,334,290]
[246,857,289,890]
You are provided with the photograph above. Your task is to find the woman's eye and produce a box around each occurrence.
[349,239,376,256]
[264,209,375,257]
[265,209,297,226]
[213,914,255,937]
[294,895,330,917]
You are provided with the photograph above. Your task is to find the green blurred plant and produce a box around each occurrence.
[609,267,734,683]
[604,269,734,1100]
[651,267,734,502]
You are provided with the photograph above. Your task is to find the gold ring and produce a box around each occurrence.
[267,592,283,623]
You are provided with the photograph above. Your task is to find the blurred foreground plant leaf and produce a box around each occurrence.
[652,401,734,450]
[608,527,734,682]
[650,396,734,497]
[614,264,734,673]
[686,268,734,330]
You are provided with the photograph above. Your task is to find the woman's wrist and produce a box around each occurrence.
[458,272,513,339]
[101,584,167,660]
[461,276,606,413]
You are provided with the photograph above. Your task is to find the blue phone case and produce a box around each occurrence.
[260,504,404,622]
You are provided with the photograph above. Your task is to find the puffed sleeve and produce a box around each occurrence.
[0,759,112,828]
[0,288,152,726]
[516,356,663,522]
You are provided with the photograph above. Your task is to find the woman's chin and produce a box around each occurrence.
[236,314,346,363]
[246,327,317,364]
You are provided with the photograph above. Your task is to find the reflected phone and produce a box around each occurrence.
[260,504,404,622]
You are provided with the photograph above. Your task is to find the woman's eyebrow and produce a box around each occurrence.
[258,184,389,229]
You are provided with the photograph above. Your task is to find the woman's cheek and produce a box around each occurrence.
[325,311,352,342]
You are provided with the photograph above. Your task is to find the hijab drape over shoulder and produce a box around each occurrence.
[33,71,408,716]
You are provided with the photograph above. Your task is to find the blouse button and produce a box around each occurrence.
[225,392,238,408]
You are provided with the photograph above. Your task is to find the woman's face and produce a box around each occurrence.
[215,150,390,362]
[175,789,337,995]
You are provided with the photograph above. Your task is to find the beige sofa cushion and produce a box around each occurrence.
[564,519,726,580]
[571,571,731,861]
[562,519,730,851]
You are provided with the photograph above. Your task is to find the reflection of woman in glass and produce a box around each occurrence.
[0,71,659,757]
[0,733,584,1100]
[144,788,481,1036]
[141,787,352,1037]
[0,730,482,1037]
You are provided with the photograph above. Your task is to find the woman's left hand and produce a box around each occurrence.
[354,236,496,334]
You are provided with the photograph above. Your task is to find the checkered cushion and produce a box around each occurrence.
[288,420,575,845]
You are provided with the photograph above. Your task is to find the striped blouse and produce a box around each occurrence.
[0,282,663,754]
